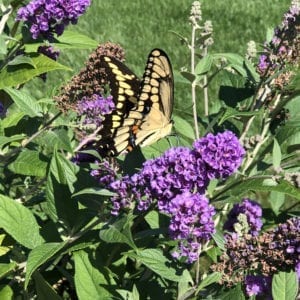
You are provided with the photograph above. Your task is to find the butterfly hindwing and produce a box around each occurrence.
[133,48,174,147]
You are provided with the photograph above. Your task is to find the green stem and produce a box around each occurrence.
[191,25,200,139]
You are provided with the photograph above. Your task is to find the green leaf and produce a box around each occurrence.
[144,210,160,229]
[219,107,259,124]
[50,150,79,193]
[35,129,73,153]
[213,53,246,76]
[180,71,196,83]
[25,30,98,52]
[130,249,192,282]
[0,111,25,129]
[3,88,43,117]
[266,27,275,42]
[0,194,44,249]
[272,271,298,300]
[8,149,48,177]
[195,54,213,75]
[268,191,285,215]
[7,55,36,67]
[0,53,71,89]
[212,230,225,251]
[0,134,25,148]
[25,242,67,289]
[73,250,114,299]
[0,262,17,279]
[33,272,62,300]
[117,286,140,300]
[0,285,13,300]
[196,272,222,294]
[272,138,281,169]
[220,283,245,300]
[99,217,137,250]
[46,173,78,225]
[0,35,7,55]
[173,115,196,140]
[276,120,300,145]
[244,59,260,83]
[73,188,115,197]
[228,178,300,201]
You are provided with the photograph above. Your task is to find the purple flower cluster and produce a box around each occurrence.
[16,0,91,40]
[168,192,215,263]
[38,45,60,60]
[107,131,244,262]
[223,198,263,236]
[245,275,272,298]
[76,94,115,134]
[193,131,245,179]
[133,146,209,212]
[90,159,119,187]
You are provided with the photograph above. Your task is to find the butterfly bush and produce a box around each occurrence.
[105,130,244,262]
[16,0,91,40]
[223,198,263,236]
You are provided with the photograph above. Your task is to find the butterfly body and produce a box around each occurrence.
[98,49,173,156]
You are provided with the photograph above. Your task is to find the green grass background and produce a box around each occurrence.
[27,0,291,118]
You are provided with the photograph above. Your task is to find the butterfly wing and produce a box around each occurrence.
[97,56,142,155]
[133,48,174,147]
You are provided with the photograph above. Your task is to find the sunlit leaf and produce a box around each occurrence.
[4,87,43,117]
[129,249,192,283]
[8,149,48,177]
[0,53,71,89]
[0,195,44,250]
[272,271,298,300]
[73,250,114,299]
[25,242,67,289]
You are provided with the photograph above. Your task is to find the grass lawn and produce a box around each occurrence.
[25,0,291,119]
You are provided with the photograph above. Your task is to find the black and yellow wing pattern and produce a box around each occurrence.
[98,48,174,156]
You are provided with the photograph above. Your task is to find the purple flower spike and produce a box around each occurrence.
[168,191,215,263]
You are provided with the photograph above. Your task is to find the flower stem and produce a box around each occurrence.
[191,25,200,139]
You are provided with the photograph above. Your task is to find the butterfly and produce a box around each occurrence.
[98,48,174,156]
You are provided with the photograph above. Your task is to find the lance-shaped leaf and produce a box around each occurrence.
[0,194,44,249]
[0,53,71,89]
